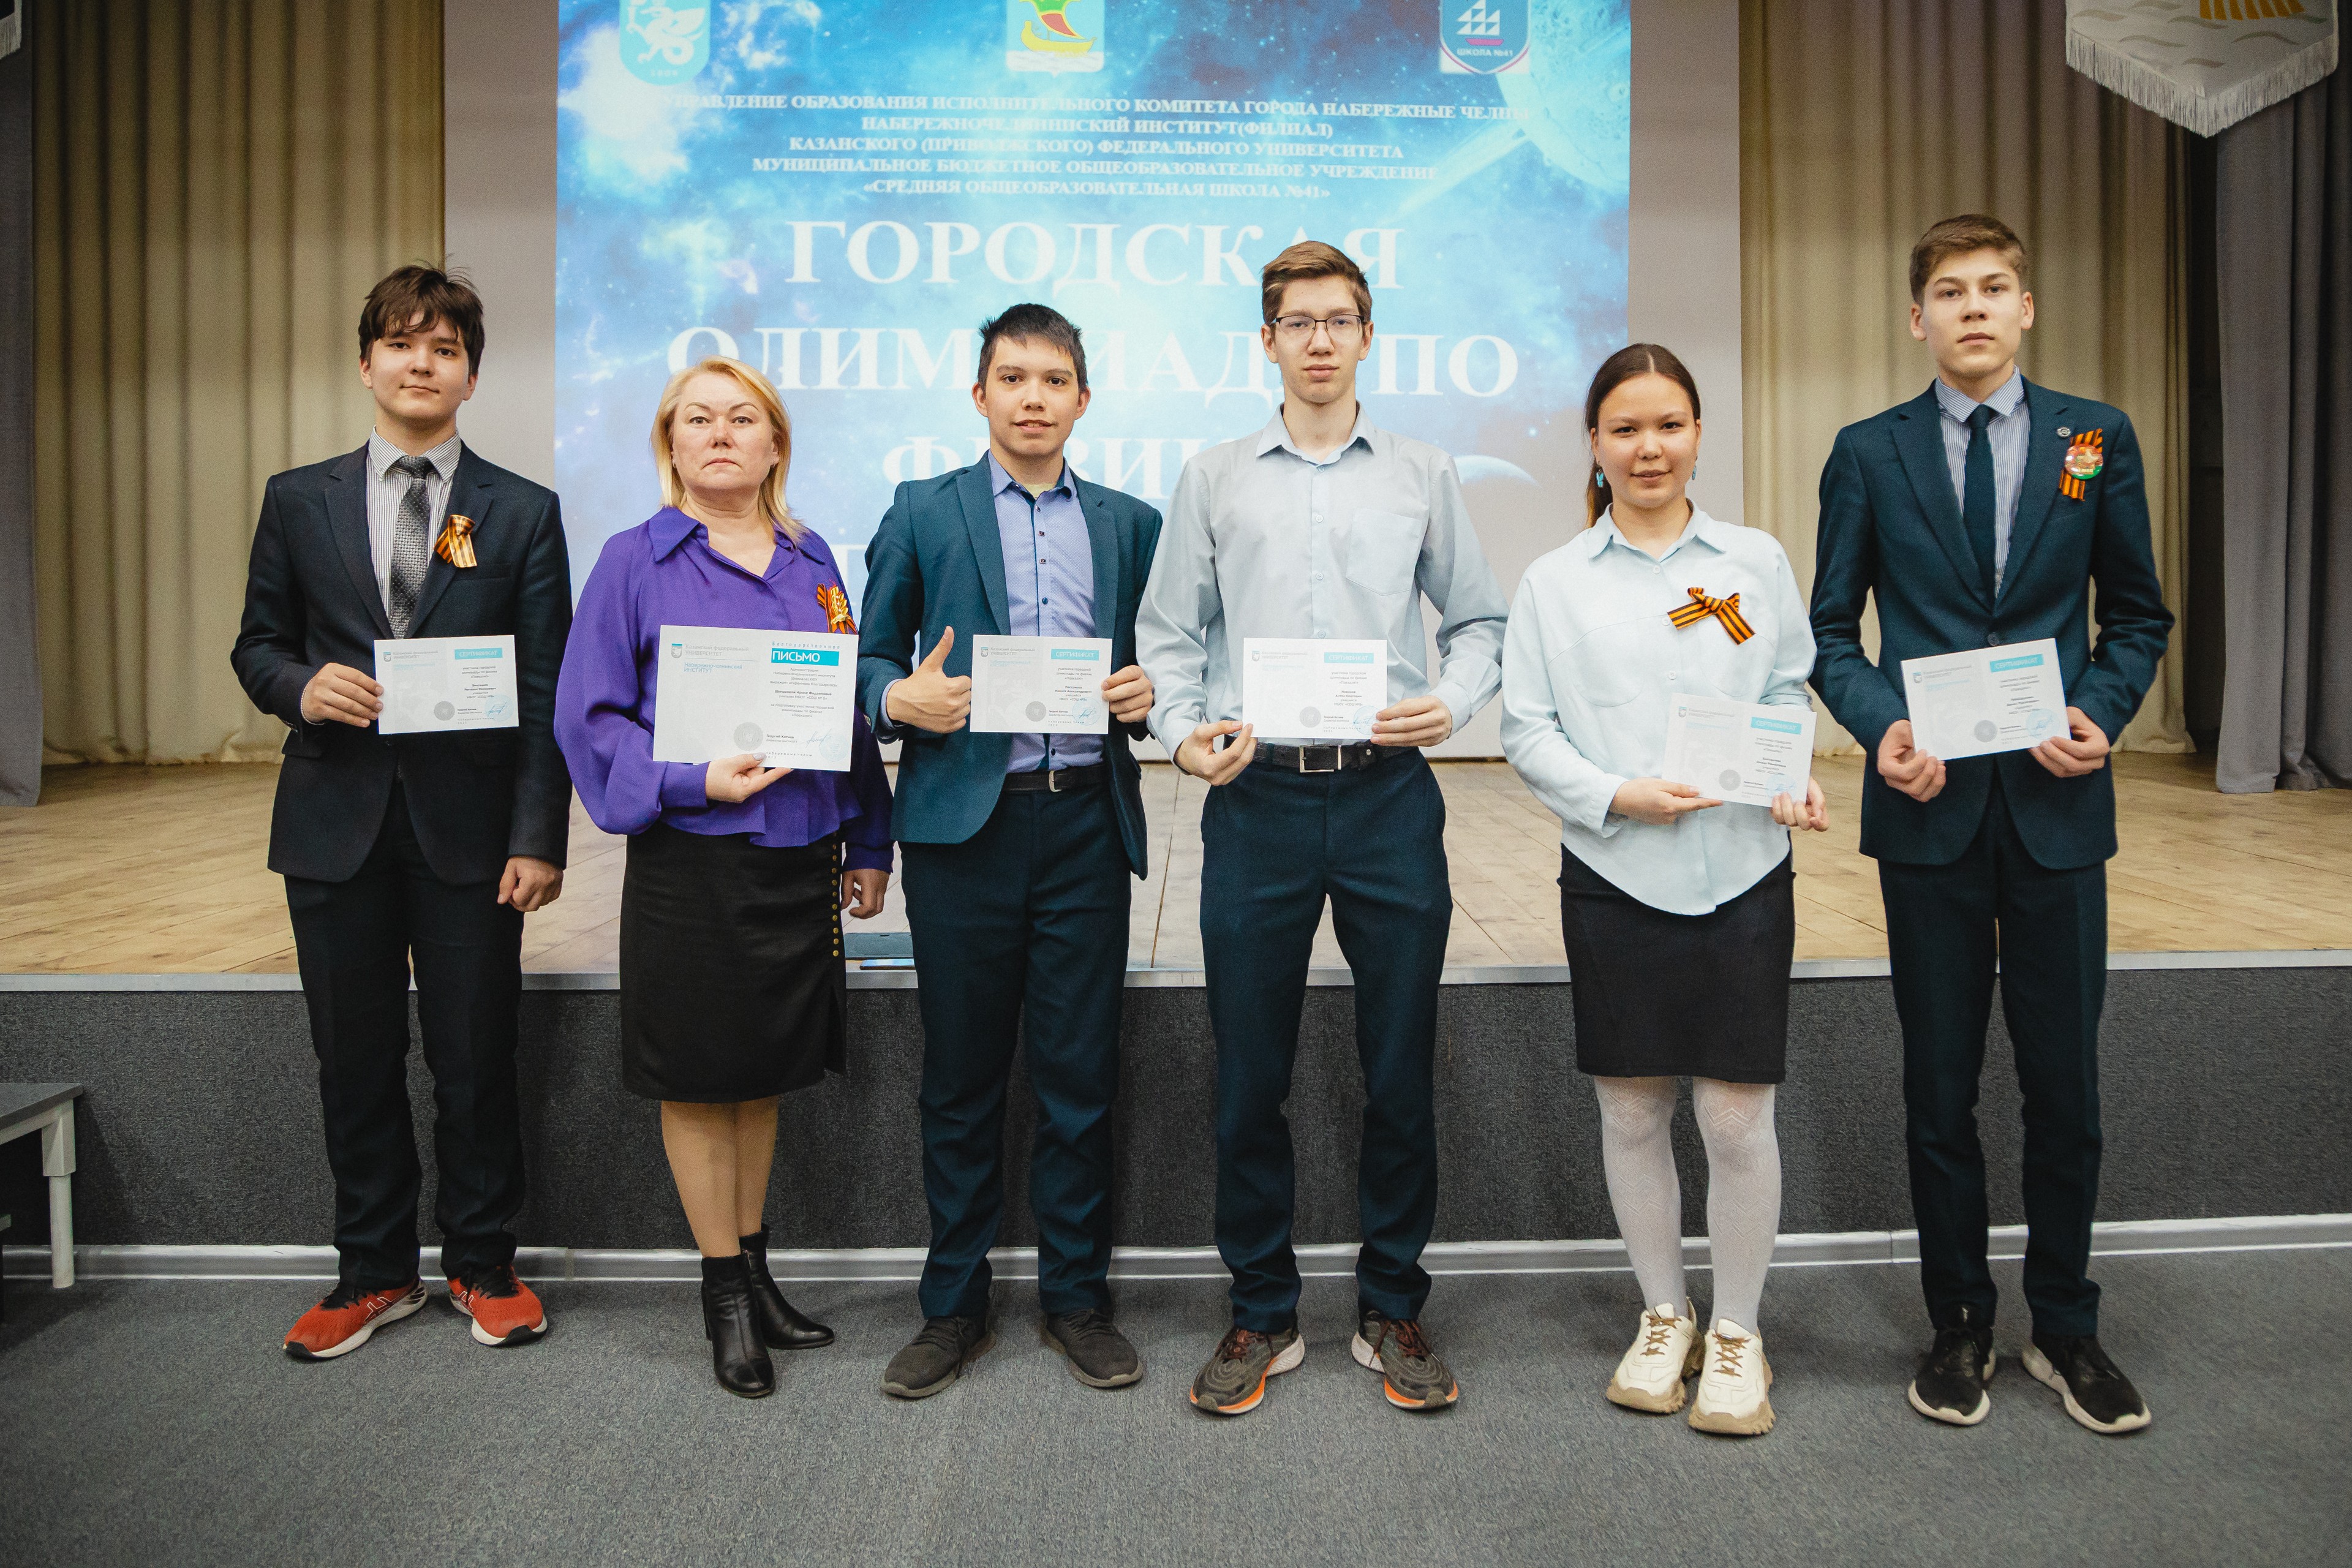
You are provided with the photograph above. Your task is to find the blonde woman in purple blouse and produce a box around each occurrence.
[556,358,892,1400]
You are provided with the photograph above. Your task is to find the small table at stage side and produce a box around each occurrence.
[0,1083,84,1287]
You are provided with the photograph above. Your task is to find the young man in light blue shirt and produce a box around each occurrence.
[1137,241,1508,1417]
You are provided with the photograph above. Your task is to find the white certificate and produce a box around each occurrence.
[968,635,1114,735]
[1241,638,1387,741]
[1660,696,1817,807]
[650,625,859,772]
[374,635,518,734]
[1901,638,2069,761]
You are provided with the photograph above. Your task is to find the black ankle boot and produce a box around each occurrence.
[700,1254,775,1398]
[741,1227,835,1350]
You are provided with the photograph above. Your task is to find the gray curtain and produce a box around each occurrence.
[0,31,36,805]
[2215,74,2352,794]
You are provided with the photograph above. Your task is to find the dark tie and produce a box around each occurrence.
[1962,404,1997,595]
[387,454,434,636]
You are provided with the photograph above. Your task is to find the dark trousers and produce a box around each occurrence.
[1199,750,1451,1332]
[900,783,1130,1319]
[284,782,526,1290]
[1879,774,2106,1337]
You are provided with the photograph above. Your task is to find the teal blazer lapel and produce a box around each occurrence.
[326,448,395,640]
[955,462,1011,635]
[1998,383,2067,601]
[1076,478,1121,645]
[1893,387,1992,612]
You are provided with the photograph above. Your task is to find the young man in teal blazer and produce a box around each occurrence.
[1810,216,2173,1438]
[858,304,1163,1399]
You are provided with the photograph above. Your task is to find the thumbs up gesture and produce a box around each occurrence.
[884,625,973,734]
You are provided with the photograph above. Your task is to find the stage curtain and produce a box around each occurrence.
[2213,78,2351,794]
[30,0,443,764]
[1740,0,2192,753]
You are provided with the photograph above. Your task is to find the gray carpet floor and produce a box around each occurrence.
[3,1249,2346,1567]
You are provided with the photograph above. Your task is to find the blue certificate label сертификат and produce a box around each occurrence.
[1659,695,1818,807]
[1901,638,2070,761]
[374,635,519,734]
[650,625,860,772]
[968,635,1114,735]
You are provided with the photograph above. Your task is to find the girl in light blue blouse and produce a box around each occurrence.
[1501,344,1827,1439]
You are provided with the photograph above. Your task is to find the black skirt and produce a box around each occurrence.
[618,823,847,1102]
[1557,846,1795,1084]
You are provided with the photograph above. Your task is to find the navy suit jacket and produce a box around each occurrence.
[858,461,1163,877]
[231,444,574,885]
[1809,381,2174,869]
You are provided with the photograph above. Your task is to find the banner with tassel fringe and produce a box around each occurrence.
[2067,0,2337,138]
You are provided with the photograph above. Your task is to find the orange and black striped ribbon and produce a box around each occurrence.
[817,581,856,634]
[434,515,477,569]
[2060,429,2105,502]
[1668,586,1754,644]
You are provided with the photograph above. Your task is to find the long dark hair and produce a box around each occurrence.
[1582,342,1703,527]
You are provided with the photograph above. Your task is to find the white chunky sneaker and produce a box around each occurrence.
[1605,1302,1701,1414]
[1688,1318,1775,1436]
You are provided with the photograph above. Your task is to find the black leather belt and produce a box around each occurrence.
[1001,763,1109,793]
[1253,741,1392,774]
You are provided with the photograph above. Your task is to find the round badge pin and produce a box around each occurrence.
[2064,447,2103,480]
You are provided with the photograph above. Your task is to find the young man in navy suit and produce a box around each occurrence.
[232,266,573,1360]
[857,304,1163,1398]
[1810,216,2173,1436]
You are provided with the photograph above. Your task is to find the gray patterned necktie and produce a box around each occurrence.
[386,454,435,636]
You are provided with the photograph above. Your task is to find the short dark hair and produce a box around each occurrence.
[1259,239,1371,324]
[1908,214,2030,304]
[976,303,1087,390]
[358,265,486,373]
[1581,342,1703,527]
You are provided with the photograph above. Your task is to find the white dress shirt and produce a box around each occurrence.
[365,430,462,617]
[1137,406,1508,750]
[1499,506,1815,916]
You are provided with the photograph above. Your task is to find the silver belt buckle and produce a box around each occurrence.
[1047,767,1061,793]
[1298,745,1340,774]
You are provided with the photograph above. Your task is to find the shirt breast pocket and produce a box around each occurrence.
[1563,616,1670,709]
[1340,508,1424,602]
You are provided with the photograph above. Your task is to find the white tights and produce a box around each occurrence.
[1593,1076,1781,1333]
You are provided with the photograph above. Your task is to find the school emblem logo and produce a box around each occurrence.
[620,1,709,87]
[1007,0,1104,74]
[1441,0,1531,75]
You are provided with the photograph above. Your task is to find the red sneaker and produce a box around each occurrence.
[447,1264,548,1347]
[284,1279,428,1360]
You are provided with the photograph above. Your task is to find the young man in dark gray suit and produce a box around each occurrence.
[232,267,573,1360]
[1811,216,2173,1436]
[858,304,1163,1398]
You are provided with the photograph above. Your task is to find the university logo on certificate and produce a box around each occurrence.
[1007,0,1103,72]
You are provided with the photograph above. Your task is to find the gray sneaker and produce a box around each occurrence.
[1352,1308,1460,1411]
[1188,1324,1305,1415]
[881,1315,993,1400]
[1042,1308,1144,1389]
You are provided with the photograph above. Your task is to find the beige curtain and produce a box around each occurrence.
[1741,0,2192,753]
[32,0,443,764]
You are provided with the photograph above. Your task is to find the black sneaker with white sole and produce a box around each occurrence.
[880,1314,993,1400]
[1908,1319,1996,1426]
[2024,1333,2152,1435]
[1042,1308,1143,1389]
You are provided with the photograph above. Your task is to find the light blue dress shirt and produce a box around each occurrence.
[1137,406,1508,750]
[1499,507,1816,916]
[987,455,1101,772]
[1932,369,2029,590]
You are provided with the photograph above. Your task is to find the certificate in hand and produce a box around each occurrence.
[650,625,859,772]
[1660,696,1817,807]
[1241,638,1387,741]
[1901,638,2068,761]
[968,635,1114,734]
[374,635,519,734]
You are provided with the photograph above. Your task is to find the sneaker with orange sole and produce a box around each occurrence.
[284,1279,428,1360]
[447,1263,548,1347]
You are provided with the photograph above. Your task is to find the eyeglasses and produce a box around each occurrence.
[1267,314,1367,342]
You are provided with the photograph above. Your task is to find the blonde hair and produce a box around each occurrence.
[650,356,804,539]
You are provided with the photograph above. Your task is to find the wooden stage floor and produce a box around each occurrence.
[4,755,2348,976]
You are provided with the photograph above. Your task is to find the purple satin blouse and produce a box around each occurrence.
[555,507,892,869]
